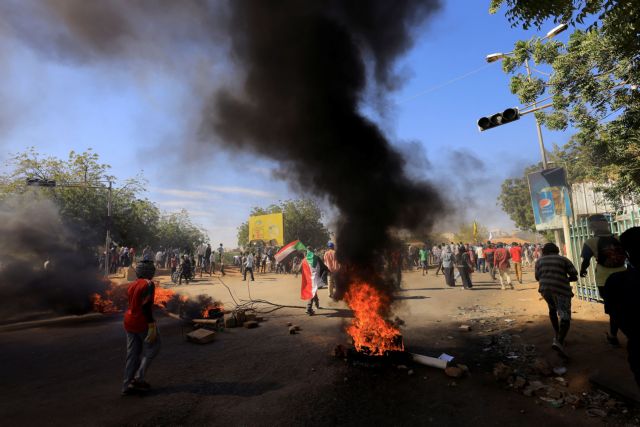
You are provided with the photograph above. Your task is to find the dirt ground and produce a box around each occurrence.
[1,265,639,426]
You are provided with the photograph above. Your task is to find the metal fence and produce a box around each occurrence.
[569,211,640,302]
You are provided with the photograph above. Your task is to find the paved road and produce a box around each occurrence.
[0,266,633,426]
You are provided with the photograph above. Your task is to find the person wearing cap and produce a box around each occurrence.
[122,257,160,395]
[535,243,578,359]
[323,242,340,299]
[604,227,640,387]
[580,214,627,346]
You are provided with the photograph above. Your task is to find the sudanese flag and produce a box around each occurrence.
[301,250,325,300]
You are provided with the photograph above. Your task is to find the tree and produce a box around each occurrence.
[237,199,330,249]
[498,164,540,232]
[0,148,206,251]
[490,1,640,206]
[454,222,489,243]
[489,0,639,60]
[155,210,208,251]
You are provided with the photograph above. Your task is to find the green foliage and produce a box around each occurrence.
[498,165,538,233]
[155,210,207,251]
[454,222,489,243]
[236,199,330,249]
[490,2,640,205]
[0,148,207,250]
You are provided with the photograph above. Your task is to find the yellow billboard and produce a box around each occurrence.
[248,213,284,245]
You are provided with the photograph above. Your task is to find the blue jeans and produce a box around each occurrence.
[477,258,486,272]
[123,329,161,392]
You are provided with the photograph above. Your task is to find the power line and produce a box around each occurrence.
[399,63,494,103]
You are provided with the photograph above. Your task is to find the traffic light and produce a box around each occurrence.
[477,107,520,131]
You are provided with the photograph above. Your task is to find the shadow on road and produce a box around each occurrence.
[150,380,282,397]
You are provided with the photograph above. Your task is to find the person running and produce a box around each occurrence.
[441,246,455,287]
[122,258,160,395]
[243,252,255,281]
[604,227,639,386]
[419,246,429,276]
[510,242,523,284]
[580,214,627,346]
[455,245,473,289]
[494,243,513,290]
[535,243,578,359]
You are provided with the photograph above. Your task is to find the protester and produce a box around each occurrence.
[218,244,225,275]
[243,252,255,281]
[476,244,486,273]
[122,258,160,396]
[604,227,640,387]
[580,214,627,346]
[510,242,523,284]
[455,244,473,289]
[323,242,340,299]
[484,244,496,280]
[441,246,455,287]
[494,243,512,290]
[535,243,578,359]
[419,246,428,276]
[178,255,191,285]
[301,246,325,315]
[154,249,164,269]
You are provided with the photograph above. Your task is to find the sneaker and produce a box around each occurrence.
[306,309,315,316]
[606,333,621,347]
[552,338,569,359]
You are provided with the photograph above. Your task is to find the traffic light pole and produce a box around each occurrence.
[524,59,549,170]
[524,59,572,260]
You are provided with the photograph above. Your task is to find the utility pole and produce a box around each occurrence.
[105,180,112,277]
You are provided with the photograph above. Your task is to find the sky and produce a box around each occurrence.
[0,1,575,247]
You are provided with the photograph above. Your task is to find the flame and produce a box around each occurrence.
[201,303,224,318]
[92,292,119,313]
[344,281,404,356]
[154,287,176,308]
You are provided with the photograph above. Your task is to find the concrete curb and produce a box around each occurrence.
[0,313,110,333]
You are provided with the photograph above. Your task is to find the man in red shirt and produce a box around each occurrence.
[510,242,523,284]
[122,258,160,395]
[494,243,513,290]
[323,242,340,299]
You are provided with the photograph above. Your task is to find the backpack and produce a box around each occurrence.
[596,236,627,268]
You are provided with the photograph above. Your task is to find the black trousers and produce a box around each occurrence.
[243,267,254,281]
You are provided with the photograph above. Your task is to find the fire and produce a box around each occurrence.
[92,292,119,313]
[344,281,404,356]
[201,303,224,318]
[154,287,176,308]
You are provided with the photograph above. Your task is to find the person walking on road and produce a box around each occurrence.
[419,246,429,276]
[122,259,160,396]
[243,252,255,281]
[441,246,455,287]
[535,243,578,359]
[604,227,639,386]
[323,242,340,299]
[494,243,513,290]
[510,242,523,284]
[580,214,627,346]
[476,244,486,273]
[455,245,473,289]
[484,244,496,280]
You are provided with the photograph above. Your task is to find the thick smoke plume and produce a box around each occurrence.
[205,0,445,295]
[1,1,446,301]
[0,194,107,319]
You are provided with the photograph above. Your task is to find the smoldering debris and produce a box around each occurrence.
[0,194,107,318]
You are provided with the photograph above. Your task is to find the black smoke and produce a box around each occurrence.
[204,0,445,295]
[1,1,446,301]
[0,195,107,319]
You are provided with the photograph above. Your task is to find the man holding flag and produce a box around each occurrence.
[301,246,327,315]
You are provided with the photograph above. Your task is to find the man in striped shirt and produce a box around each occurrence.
[535,243,579,359]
